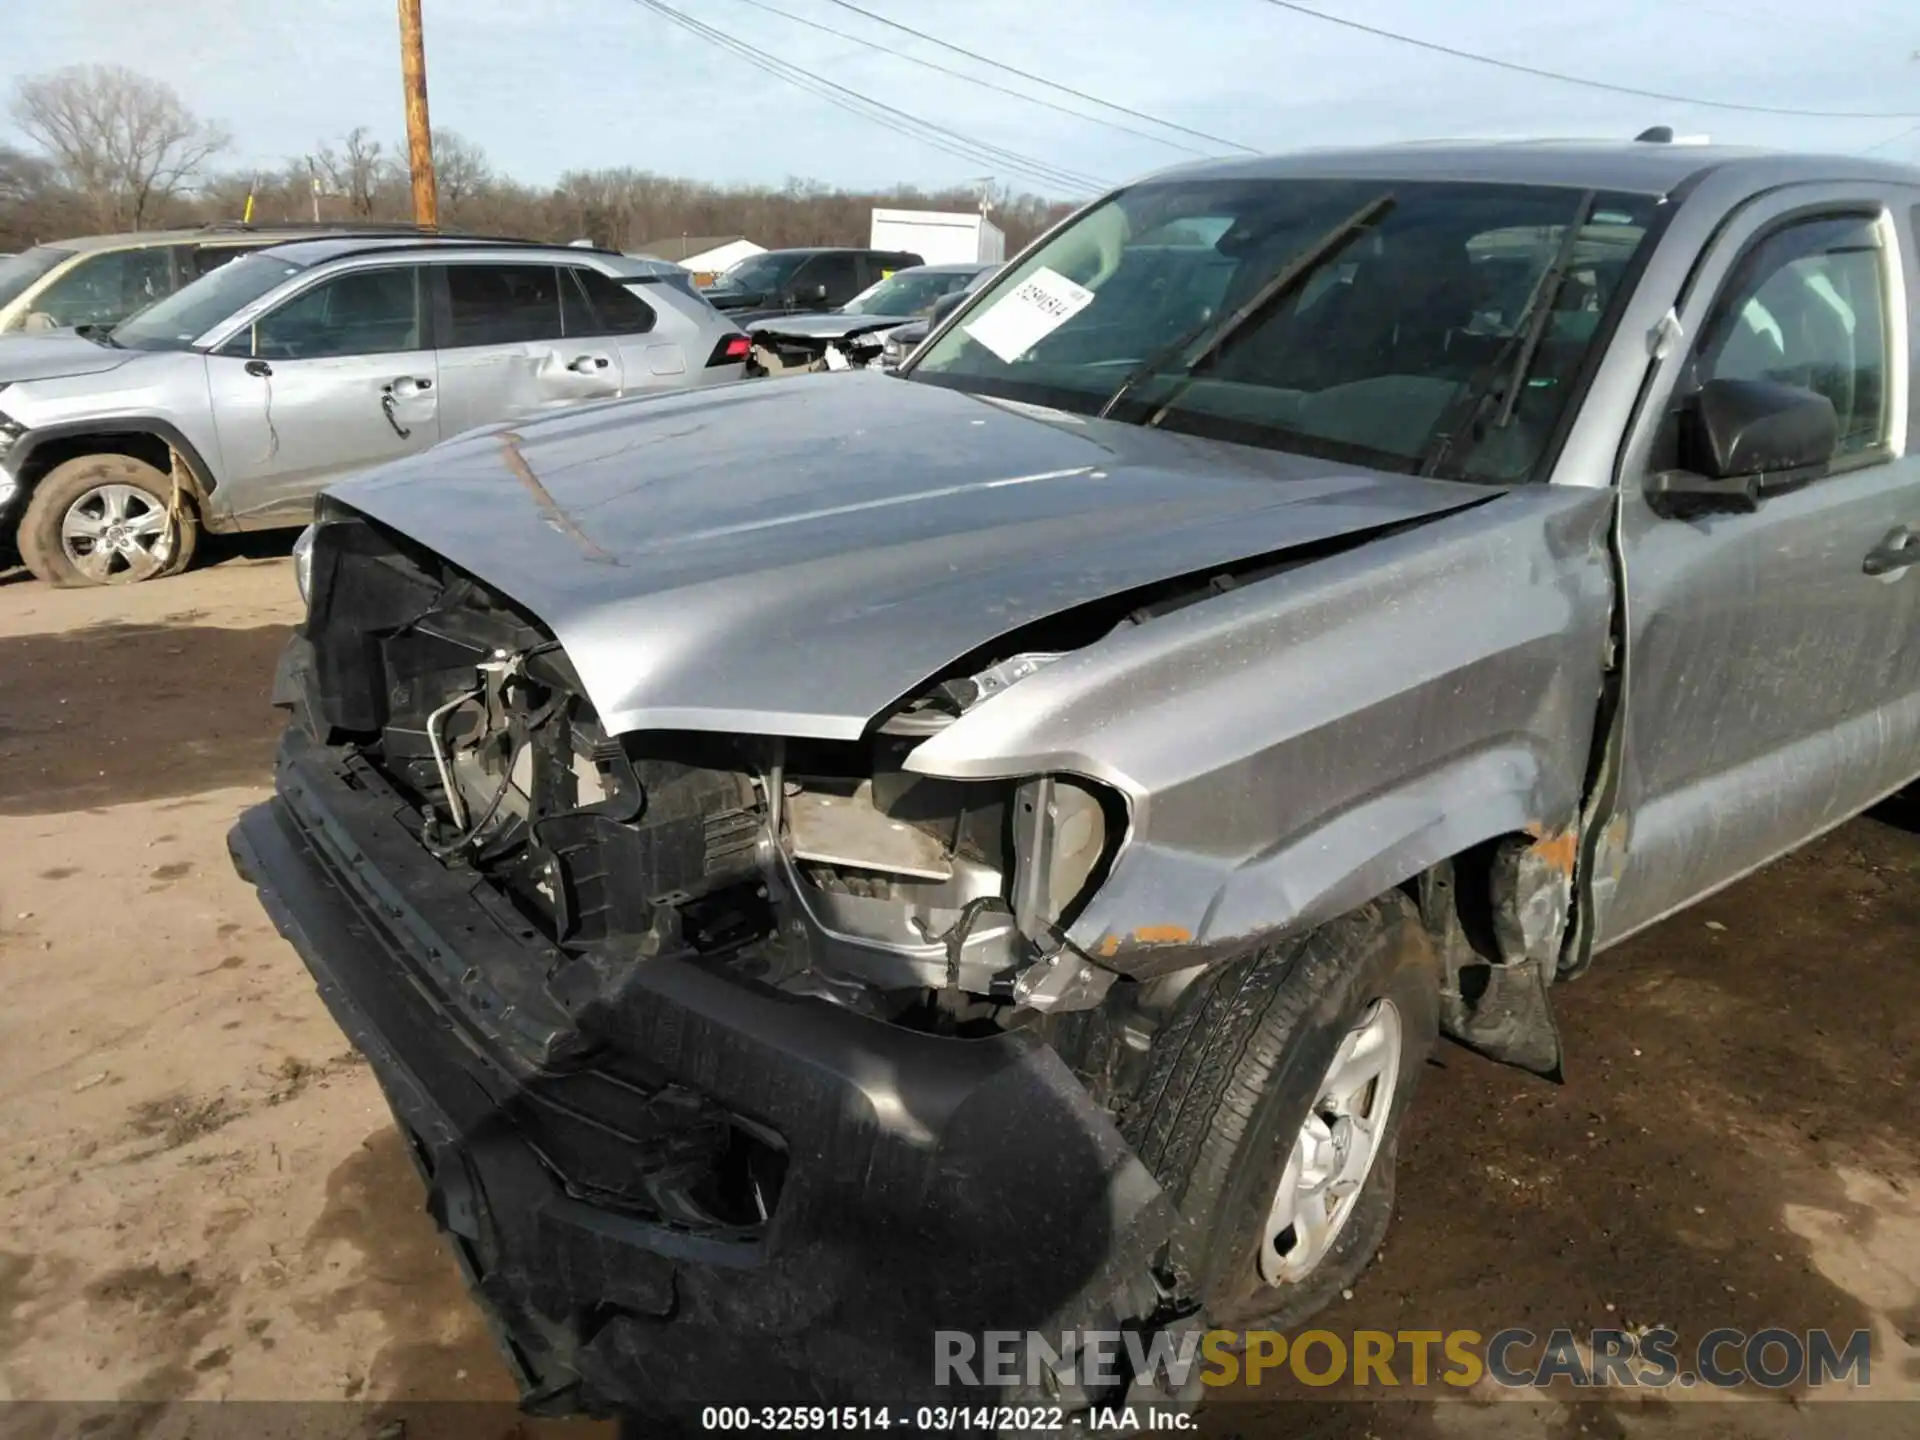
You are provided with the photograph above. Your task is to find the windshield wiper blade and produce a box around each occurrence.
[1418,189,1597,477]
[1097,193,1396,424]
[74,323,122,348]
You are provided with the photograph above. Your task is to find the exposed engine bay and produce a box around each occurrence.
[294,517,1127,1041]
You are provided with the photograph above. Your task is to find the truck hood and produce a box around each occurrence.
[0,331,139,383]
[750,313,912,343]
[334,374,1492,740]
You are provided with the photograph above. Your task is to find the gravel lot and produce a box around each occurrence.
[0,549,1914,1438]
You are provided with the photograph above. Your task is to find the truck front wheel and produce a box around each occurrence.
[1124,894,1441,1329]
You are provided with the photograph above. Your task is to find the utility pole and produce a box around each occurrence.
[397,0,439,227]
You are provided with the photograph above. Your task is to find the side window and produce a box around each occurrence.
[1694,214,1889,458]
[565,267,657,336]
[796,254,860,305]
[189,244,259,279]
[30,248,173,327]
[244,268,424,360]
[445,263,564,347]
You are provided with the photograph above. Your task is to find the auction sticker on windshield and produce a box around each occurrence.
[962,266,1095,363]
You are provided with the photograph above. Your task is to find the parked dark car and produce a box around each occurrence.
[700,246,923,324]
[875,261,1005,369]
[231,138,1920,1426]
[748,261,995,372]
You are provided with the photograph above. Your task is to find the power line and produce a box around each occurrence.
[633,0,1107,192]
[1253,0,1920,120]
[729,0,1219,158]
[1861,121,1920,154]
[631,0,1108,193]
[813,0,1260,153]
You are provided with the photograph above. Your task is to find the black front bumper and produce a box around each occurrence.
[229,733,1172,1420]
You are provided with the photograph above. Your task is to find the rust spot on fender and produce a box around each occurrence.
[1524,823,1579,878]
[1133,924,1193,946]
[1099,924,1194,956]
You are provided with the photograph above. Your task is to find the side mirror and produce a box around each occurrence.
[928,291,967,325]
[1648,378,1837,516]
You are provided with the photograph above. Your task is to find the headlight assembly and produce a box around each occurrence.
[291,522,316,604]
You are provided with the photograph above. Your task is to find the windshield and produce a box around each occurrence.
[910,178,1659,483]
[710,252,807,295]
[0,246,71,309]
[844,268,973,317]
[111,252,306,351]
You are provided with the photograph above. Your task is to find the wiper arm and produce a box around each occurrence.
[1097,193,1396,423]
[1418,189,1597,477]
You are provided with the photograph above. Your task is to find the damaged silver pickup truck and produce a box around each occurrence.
[230,139,1920,1424]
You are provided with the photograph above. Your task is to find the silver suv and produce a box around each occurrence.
[0,235,752,585]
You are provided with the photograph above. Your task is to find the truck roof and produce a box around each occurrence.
[1149,139,1920,197]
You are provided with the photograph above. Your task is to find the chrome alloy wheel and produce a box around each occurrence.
[1258,998,1403,1286]
[60,483,175,583]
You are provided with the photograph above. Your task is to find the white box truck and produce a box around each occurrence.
[868,208,1007,266]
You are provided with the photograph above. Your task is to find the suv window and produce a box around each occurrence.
[1694,214,1888,458]
[242,267,424,360]
[566,267,657,336]
[794,253,861,306]
[29,247,173,327]
[446,263,565,346]
[185,243,264,280]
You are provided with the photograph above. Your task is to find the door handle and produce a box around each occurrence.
[1862,524,1920,577]
[383,376,433,398]
[567,355,610,374]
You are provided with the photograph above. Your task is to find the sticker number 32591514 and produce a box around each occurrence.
[961,266,1095,363]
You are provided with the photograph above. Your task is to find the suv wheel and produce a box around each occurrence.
[18,454,198,587]
[1123,894,1440,1329]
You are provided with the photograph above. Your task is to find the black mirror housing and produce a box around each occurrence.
[1687,377,1836,479]
[1650,378,1837,517]
[929,291,966,324]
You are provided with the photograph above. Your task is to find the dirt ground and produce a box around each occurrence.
[0,547,1915,1439]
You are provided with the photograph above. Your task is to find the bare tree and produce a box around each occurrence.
[10,64,228,231]
[429,129,493,213]
[314,127,394,218]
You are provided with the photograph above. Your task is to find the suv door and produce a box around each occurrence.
[1598,186,1920,946]
[567,266,686,388]
[434,261,624,435]
[204,263,439,529]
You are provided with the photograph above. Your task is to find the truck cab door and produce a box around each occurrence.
[434,261,624,436]
[788,253,861,312]
[1598,187,1920,946]
[205,264,439,530]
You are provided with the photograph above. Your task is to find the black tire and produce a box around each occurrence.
[1123,893,1440,1329]
[18,453,198,587]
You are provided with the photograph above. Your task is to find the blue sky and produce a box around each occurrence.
[4,0,1918,196]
